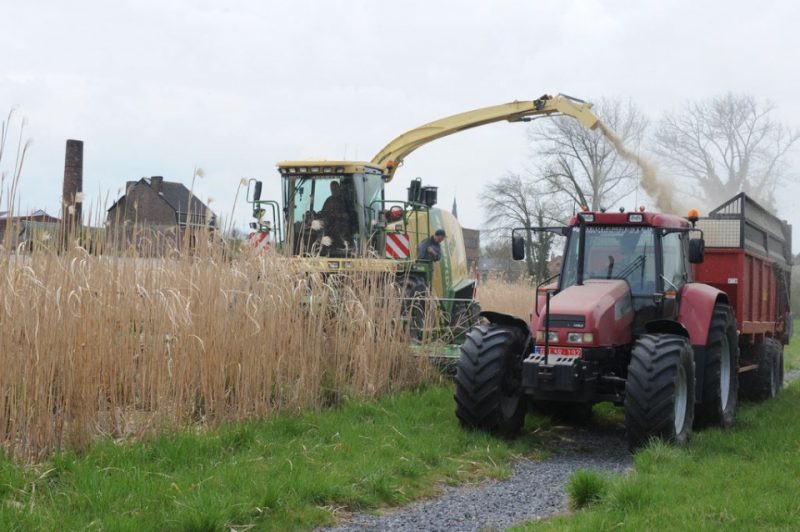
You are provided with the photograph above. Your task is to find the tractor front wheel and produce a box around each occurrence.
[625,334,696,450]
[695,303,739,428]
[455,323,528,436]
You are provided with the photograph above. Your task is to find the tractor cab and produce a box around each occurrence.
[513,209,704,346]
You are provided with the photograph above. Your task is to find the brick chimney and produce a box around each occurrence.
[62,139,83,230]
[151,175,163,194]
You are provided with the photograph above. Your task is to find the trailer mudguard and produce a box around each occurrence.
[678,283,729,346]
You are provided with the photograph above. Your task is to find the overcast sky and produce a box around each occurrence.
[2,0,799,244]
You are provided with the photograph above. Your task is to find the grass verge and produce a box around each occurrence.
[0,385,550,530]
[518,332,800,531]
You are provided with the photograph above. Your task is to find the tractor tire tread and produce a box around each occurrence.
[625,333,695,451]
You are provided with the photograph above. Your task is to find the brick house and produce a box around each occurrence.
[0,210,61,248]
[0,210,60,235]
[462,228,480,272]
[106,176,217,251]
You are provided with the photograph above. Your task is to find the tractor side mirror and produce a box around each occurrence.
[512,235,525,261]
[689,238,705,263]
[253,181,263,202]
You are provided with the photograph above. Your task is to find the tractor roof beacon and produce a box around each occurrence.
[455,196,791,450]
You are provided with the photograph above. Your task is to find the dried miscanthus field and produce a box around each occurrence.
[477,277,536,320]
[0,242,428,460]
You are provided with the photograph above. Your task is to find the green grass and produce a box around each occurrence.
[4,332,796,531]
[785,321,800,370]
[517,331,800,531]
[566,469,609,510]
[0,385,552,530]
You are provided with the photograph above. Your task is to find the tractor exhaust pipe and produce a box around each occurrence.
[544,290,551,365]
[576,213,587,286]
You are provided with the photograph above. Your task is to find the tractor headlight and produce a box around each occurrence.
[536,331,559,343]
[567,332,594,343]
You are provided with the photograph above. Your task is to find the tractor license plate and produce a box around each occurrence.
[534,346,582,357]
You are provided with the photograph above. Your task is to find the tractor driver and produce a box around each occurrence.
[418,229,446,261]
[320,180,350,248]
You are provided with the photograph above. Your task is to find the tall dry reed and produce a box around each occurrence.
[477,277,536,320]
[0,237,427,460]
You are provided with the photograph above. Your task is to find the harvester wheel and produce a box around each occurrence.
[740,340,780,401]
[451,300,481,339]
[454,323,527,436]
[625,334,695,450]
[695,303,739,428]
[401,275,429,342]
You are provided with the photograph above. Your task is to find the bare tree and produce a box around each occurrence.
[479,239,526,282]
[529,97,648,211]
[481,173,562,282]
[654,93,799,208]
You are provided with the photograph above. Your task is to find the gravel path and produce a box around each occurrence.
[327,369,800,532]
[327,425,631,532]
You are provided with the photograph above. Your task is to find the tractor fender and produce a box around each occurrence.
[480,311,531,337]
[479,311,533,352]
[678,283,729,346]
[645,319,690,339]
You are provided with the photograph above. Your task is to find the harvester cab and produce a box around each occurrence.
[247,162,472,343]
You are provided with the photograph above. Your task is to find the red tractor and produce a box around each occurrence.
[455,194,791,449]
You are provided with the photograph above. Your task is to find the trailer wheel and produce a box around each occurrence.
[455,323,527,436]
[740,340,780,401]
[695,303,739,428]
[768,338,784,395]
[625,334,695,450]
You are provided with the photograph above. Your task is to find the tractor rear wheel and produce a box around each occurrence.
[455,323,527,436]
[625,334,696,450]
[695,303,739,428]
[740,340,781,401]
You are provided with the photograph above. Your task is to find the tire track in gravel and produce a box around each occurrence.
[328,369,800,532]
[326,422,631,532]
